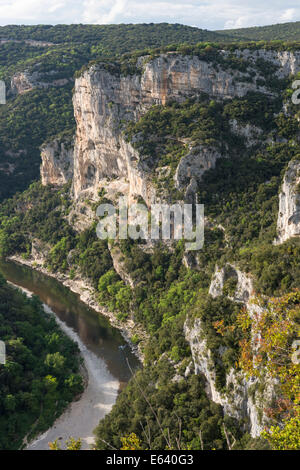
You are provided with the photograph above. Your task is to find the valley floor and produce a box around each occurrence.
[27,360,118,450]
[8,278,120,450]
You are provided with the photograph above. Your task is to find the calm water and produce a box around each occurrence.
[0,259,140,385]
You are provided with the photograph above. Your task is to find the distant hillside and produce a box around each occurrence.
[1,21,300,201]
[217,21,300,42]
[0,23,237,201]
[0,23,235,52]
[3,22,300,49]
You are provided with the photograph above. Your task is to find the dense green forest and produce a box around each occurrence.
[0,23,235,47]
[219,21,300,42]
[3,21,300,47]
[0,24,236,202]
[2,23,300,202]
[0,22,300,450]
[124,81,300,297]
[0,274,83,449]
[0,86,75,200]
[0,183,266,449]
[0,62,300,447]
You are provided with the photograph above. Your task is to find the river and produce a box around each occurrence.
[0,259,140,450]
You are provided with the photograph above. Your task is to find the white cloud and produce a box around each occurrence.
[0,0,300,29]
[82,0,128,24]
[224,17,249,29]
[280,8,296,22]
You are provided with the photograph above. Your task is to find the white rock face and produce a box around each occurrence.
[175,146,222,190]
[71,53,278,203]
[72,66,154,204]
[140,53,270,102]
[41,139,74,186]
[0,38,55,47]
[108,242,136,288]
[229,119,263,147]
[209,264,254,304]
[276,160,300,244]
[31,238,51,265]
[184,317,275,437]
[11,70,70,94]
[194,265,279,436]
[44,50,300,205]
[230,48,300,78]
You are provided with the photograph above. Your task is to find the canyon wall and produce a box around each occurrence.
[38,50,299,436]
[184,315,276,438]
[70,52,277,204]
[276,159,300,244]
[41,50,300,207]
[185,264,275,437]
[11,70,70,94]
[40,139,74,186]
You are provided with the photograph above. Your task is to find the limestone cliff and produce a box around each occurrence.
[184,316,275,437]
[38,50,297,437]
[209,264,254,304]
[11,70,70,95]
[175,146,223,191]
[42,50,300,206]
[275,159,300,244]
[185,263,279,437]
[41,138,74,186]
[71,52,280,204]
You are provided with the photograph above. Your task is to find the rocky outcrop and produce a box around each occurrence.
[184,317,275,437]
[41,139,74,186]
[72,65,154,205]
[229,119,263,147]
[197,263,279,436]
[30,238,51,265]
[42,50,300,206]
[0,38,55,47]
[11,71,38,94]
[139,53,270,102]
[233,49,300,78]
[275,159,300,244]
[209,264,254,304]
[71,53,277,204]
[108,242,136,288]
[175,146,222,191]
[11,70,70,94]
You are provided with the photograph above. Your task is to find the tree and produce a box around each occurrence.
[237,291,300,449]
[261,416,300,450]
[49,437,82,450]
[120,433,143,450]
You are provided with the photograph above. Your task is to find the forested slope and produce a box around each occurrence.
[0,24,300,451]
[218,21,300,42]
[0,274,83,449]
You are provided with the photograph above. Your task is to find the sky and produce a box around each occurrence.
[0,0,300,30]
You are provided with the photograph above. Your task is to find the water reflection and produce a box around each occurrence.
[0,259,140,383]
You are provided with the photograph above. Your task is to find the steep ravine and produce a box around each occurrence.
[34,49,300,442]
[9,253,147,361]
[0,259,140,450]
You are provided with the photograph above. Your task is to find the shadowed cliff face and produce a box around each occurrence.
[40,139,74,186]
